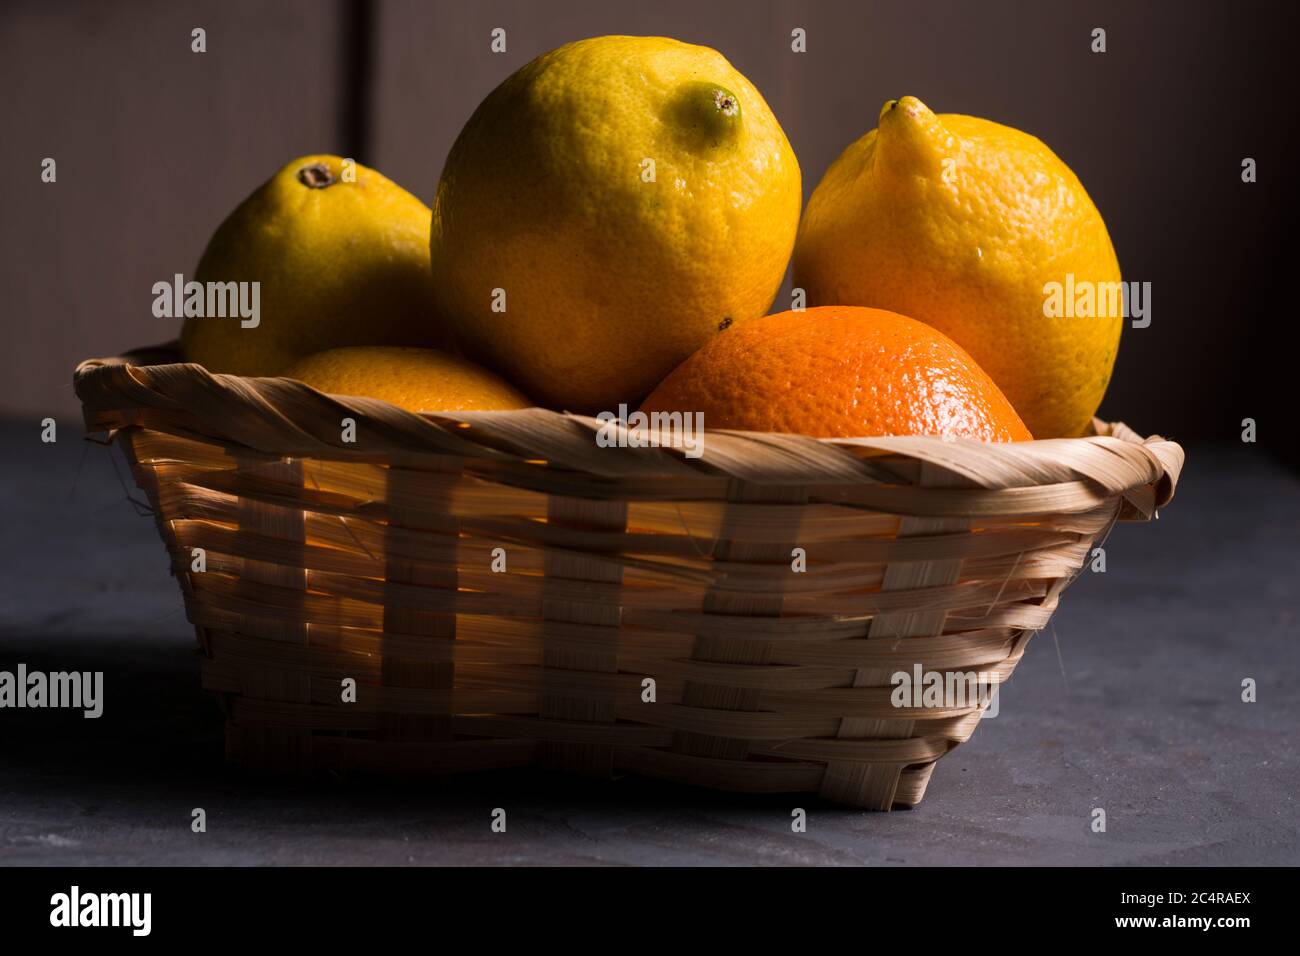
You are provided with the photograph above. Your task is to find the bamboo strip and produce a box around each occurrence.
[228,456,311,769]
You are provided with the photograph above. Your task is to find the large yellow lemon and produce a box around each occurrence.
[182,155,445,376]
[282,347,530,413]
[793,97,1122,438]
[430,36,801,413]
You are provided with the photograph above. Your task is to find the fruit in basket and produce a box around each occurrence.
[792,96,1121,439]
[281,347,530,413]
[641,305,1032,441]
[181,155,445,377]
[429,35,802,413]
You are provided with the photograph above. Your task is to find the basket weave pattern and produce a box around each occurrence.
[75,350,1183,809]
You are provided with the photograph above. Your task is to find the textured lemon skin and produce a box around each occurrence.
[181,155,446,376]
[793,97,1121,438]
[281,347,530,413]
[430,36,802,413]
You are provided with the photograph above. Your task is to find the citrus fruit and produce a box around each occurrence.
[181,155,446,376]
[641,306,1032,441]
[281,347,530,413]
[792,96,1120,438]
[429,35,802,413]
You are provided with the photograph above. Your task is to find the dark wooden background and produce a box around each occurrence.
[3,0,1296,448]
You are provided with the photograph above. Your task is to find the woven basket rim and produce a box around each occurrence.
[73,344,1184,517]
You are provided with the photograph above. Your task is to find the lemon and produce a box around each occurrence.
[182,155,446,376]
[793,97,1122,438]
[281,347,530,413]
[430,36,801,413]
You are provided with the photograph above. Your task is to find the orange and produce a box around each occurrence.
[281,347,530,413]
[641,306,1032,441]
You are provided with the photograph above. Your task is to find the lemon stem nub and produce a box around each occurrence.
[713,89,739,117]
[672,81,743,146]
[297,163,337,188]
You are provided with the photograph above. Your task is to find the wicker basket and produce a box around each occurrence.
[74,345,1183,810]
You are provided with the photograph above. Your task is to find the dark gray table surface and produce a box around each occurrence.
[1,421,1296,866]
